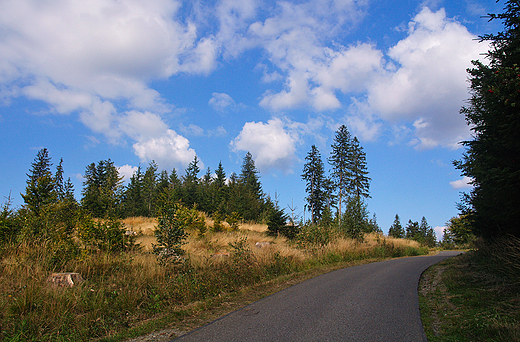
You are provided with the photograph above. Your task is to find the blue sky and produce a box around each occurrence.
[0,0,504,238]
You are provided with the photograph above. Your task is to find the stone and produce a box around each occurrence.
[47,272,84,288]
[255,242,271,248]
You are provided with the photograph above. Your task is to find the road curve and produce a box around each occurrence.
[173,251,461,342]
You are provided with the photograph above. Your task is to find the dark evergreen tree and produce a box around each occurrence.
[388,214,405,238]
[454,0,520,239]
[240,152,262,201]
[329,125,353,224]
[142,161,158,216]
[182,156,201,208]
[405,220,420,240]
[349,137,371,199]
[302,145,327,224]
[81,159,123,218]
[238,152,264,221]
[122,166,144,217]
[22,148,56,214]
[419,216,437,247]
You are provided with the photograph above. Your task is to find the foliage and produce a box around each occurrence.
[454,0,520,239]
[153,203,188,263]
[441,215,476,248]
[21,148,56,215]
[388,214,405,239]
[78,216,136,253]
[81,159,124,218]
[226,212,241,231]
[266,202,296,239]
[301,145,328,224]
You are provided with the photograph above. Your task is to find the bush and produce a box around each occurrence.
[153,203,188,263]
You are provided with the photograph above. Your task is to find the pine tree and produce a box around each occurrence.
[81,159,123,218]
[183,156,201,208]
[349,137,371,199]
[388,214,405,238]
[405,220,420,240]
[329,125,353,224]
[302,145,327,224]
[240,152,262,200]
[22,148,56,214]
[454,1,520,239]
[142,161,158,216]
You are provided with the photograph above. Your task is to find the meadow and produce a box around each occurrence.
[0,216,427,341]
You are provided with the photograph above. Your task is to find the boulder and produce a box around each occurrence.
[47,272,84,288]
[255,242,271,248]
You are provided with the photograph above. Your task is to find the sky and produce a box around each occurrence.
[0,0,505,239]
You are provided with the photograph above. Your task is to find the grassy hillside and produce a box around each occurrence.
[0,216,427,341]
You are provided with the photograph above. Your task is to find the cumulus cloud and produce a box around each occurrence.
[231,118,299,173]
[118,165,139,182]
[133,130,197,170]
[450,176,474,189]
[366,7,486,149]
[0,0,215,167]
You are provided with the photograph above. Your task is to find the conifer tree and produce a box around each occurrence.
[302,145,327,224]
[183,156,201,208]
[454,0,520,239]
[81,159,123,218]
[22,148,56,214]
[349,137,371,199]
[388,214,405,238]
[329,125,352,223]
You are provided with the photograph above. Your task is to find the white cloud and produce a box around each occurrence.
[133,129,197,170]
[231,118,298,173]
[366,7,487,149]
[434,226,445,241]
[450,176,474,189]
[118,165,138,182]
[209,92,237,112]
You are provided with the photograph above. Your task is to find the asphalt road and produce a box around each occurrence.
[173,251,461,342]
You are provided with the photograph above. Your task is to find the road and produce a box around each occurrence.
[173,251,461,342]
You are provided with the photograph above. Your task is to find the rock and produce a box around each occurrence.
[255,242,271,248]
[125,230,138,236]
[210,252,230,259]
[47,272,84,288]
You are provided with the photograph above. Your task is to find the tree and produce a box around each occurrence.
[329,125,353,224]
[142,161,158,216]
[302,145,327,224]
[454,1,520,239]
[405,220,420,240]
[388,214,405,238]
[419,216,437,248]
[442,215,475,247]
[81,159,123,218]
[349,137,371,199]
[240,152,262,200]
[183,156,201,208]
[22,148,56,214]
[122,166,144,217]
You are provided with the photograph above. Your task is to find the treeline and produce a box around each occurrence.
[387,214,437,248]
[21,149,275,222]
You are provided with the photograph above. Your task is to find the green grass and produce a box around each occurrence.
[420,251,520,341]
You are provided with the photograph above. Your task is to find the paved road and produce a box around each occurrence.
[173,251,461,342]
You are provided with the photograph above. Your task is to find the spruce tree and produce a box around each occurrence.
[302,145,327,224]
[81,159,123,218]
[454,0,520,239]
[388,214,405,238]
[329,125,353,224]
[349,137,371,199]
[22,148,56,214]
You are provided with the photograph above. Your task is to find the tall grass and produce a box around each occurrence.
[0,218,427,341]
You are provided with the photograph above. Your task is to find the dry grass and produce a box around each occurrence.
[0,217,429,341]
